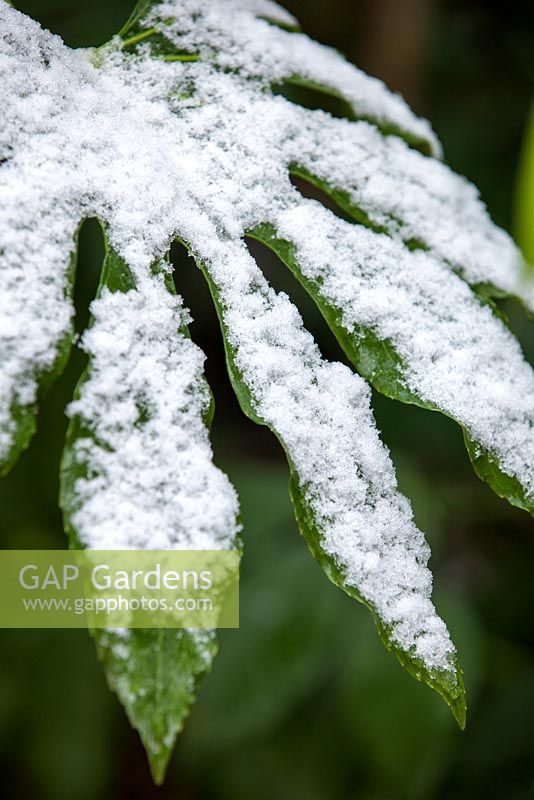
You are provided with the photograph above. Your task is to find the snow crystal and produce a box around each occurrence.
[2,0,530,675]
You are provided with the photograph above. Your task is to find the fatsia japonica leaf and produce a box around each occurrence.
[1,0,533,780]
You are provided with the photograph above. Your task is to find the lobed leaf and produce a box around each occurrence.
[3,0,533,779]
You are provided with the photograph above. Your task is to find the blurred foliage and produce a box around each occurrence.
[2,1,534,798]
[516,102,534,265]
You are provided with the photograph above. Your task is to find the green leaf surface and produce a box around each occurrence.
[94,628,217,784]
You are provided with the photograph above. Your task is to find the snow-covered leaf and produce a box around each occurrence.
[182,238,466,726]
[59,233,239,781]
[1,0,533,780]
[247,215,534,513]
[0,214,77,475]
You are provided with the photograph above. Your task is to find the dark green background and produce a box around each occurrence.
[1,1,534,798]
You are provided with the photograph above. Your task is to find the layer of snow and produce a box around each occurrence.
[290,111,533,306]
[68,277,239,550]
[147,0,440,154]
[274,200,534,500]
